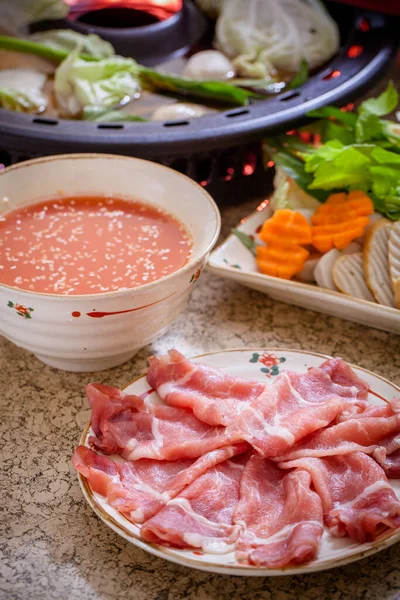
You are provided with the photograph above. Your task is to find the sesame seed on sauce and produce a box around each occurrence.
[0,196,192,295]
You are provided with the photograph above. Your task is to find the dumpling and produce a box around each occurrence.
[216,0,339,78]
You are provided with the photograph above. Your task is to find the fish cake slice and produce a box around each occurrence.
[333,253,375,302]
[363,219,394,307]
[389,221,400,309]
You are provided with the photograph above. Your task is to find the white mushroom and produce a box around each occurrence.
[183,50,235,81]
[151,102,215,121]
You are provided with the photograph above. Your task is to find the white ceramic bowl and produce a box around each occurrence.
[0,154,220,372]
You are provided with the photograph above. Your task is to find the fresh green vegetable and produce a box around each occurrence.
[359,81,398,117]
[265,83,400,220]
[54,46,141,118]
[0,35,255,108]
[0,68,48,113]
[306,106,357,127]
[231,229,257,256]
[0,34,96,63]
[286,60,309,91]
[139,67,255,107]
[30,30,115,59]
[83,106,147,122]
[0,87,40,112]
[0,0,68,34]
[269,166,321,211]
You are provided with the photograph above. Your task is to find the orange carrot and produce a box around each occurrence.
[256,243,309,279]
[258,209,312,245]
[325,192,347,205]
[311,191,373,253]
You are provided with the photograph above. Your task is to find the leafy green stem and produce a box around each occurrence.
[0,35,96,63]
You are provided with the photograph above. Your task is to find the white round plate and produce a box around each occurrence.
[78,348,400,576]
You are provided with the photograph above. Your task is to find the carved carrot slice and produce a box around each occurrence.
[256,243,310,280]
[258,209,312,246]
[311,191,373,253]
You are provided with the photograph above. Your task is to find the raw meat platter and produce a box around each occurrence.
[76,348,400,576]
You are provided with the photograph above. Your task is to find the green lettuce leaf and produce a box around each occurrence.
[322,120,355,145]
[0,0,68,34]
[82,106,147,122]
[307,146,372,190]
[371,146,400,165]
[30,30,115,59]
[54,46,141,117]
[270,147,328,202]
[359,81,398,117]
[303,140,344,173]
[0,87,41,112]
[0,68,47,113]
[383,187,400,220]
[355,111,384,143]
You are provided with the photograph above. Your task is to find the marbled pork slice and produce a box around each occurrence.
[273,402,400,462]
[86,383,235,461]
[141,454,249,552]
[225,361,368,458]
[234,455,323,568]
[279,452,400,542]
[73,443,248,523]
[147,349,266,426]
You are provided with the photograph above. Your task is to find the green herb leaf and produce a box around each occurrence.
[371,146,400,165]
[270,147,328,202]
[307,106,357,127]
[307,146,372,190]
[359,81,398,117]
[322,120,355,145]
[286,59,309,91]
[355,111,385,143]
[231,229,257,256]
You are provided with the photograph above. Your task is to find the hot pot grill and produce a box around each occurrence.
[0,0,398,201]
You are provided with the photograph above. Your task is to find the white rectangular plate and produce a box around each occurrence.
[207,203,400,334]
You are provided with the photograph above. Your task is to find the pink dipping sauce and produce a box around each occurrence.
[0,196,192,295]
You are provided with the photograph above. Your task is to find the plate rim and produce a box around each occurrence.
[77,347,400,576]
[207,204,400,319]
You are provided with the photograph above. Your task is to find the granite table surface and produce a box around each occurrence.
[2,75,400,600]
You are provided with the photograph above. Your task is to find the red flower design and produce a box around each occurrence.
[15,304,30,316]
[259,353,280,368]
[190,268,202,283]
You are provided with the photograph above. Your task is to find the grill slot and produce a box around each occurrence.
[32,118,59,126]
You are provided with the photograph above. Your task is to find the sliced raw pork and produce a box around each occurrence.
[280,452,400,542]
[373,434,400,478]
[73,443,247,523]
[318,357,369,400]
[274,403,400,462]
[225,365,367,458]
[86,383,236,461]
[141,454,249,552]
[234,455,323,568]
[147,349,266,426]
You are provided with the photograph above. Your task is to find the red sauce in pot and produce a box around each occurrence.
[0,196,192,295]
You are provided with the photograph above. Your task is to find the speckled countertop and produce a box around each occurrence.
[2,74,400,600]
